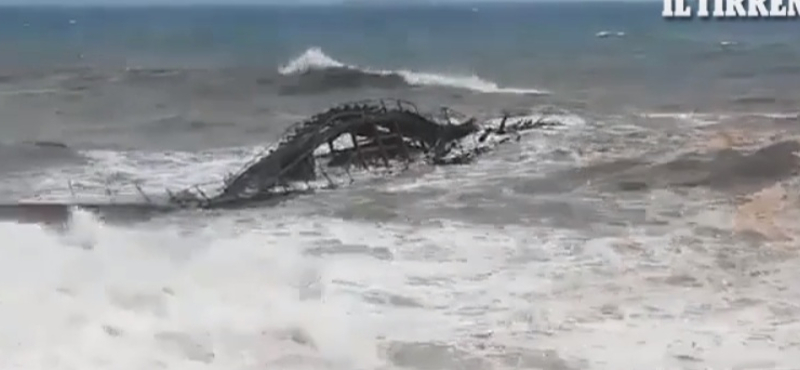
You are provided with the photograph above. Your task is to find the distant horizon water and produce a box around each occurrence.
[0,1,796,109]
[0,0,659,6]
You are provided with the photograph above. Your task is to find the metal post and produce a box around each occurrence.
[316,161,336,188]
[194,186,210,201]
[344,161,354,184]
[327,139,336,154]
[349,132,367,168]
[134,183,153,204]
[104,181,115,204]
[372,124,391,167]
[499,114,509,133]
[392,120,411,162]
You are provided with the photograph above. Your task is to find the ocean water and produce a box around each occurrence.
[2,2,800,370]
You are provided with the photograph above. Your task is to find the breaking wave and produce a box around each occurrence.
[0,208,385,370]
[278,47,547,95]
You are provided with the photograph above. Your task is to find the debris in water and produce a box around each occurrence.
[2,98,561,223]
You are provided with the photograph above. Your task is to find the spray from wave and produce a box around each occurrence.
[278,47,547,95]
[0,208,382,370]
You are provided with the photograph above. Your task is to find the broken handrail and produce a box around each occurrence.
[23,180,173,207]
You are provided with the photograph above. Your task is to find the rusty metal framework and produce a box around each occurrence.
[3,98,560,224]
[167,98,492,208]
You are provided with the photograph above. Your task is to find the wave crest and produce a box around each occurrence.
[278,47,547,95]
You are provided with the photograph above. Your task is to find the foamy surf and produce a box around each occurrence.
[0,208,383,370]
[12,145,271,202]
[2,199,798,370]
[278,47,547,95]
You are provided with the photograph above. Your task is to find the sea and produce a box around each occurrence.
[1,2,800,369]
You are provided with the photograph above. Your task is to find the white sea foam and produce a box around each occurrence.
[0,209,383,370]
[639,111,800,128]
[278,47,547,95]
[595,30,626,38]
[0,200,798,370]
[16,145,269,202]
[639,112,726,126]
[2,97,799,369]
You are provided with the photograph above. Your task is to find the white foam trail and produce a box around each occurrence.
[640,112,725,126]
[747,112,800,119]
[278,47,547,95]
[640,111,800,127]
[0,88,62,97]
[393,70,542,95]
[595,30,625,38]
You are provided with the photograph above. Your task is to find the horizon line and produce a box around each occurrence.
[0,0,656,7]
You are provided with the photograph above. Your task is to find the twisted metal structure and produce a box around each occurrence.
[2,98,559,224]
[167,98,486,208]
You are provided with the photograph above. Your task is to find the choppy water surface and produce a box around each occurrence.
[1,3,800,370]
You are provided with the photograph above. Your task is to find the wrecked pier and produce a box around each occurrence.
[2,98,558,224]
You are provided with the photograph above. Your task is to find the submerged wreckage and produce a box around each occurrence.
[170,98,559,209]
[3,99,561,223]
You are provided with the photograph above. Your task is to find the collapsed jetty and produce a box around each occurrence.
[3,98,560,224]
[168,98,558,209]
